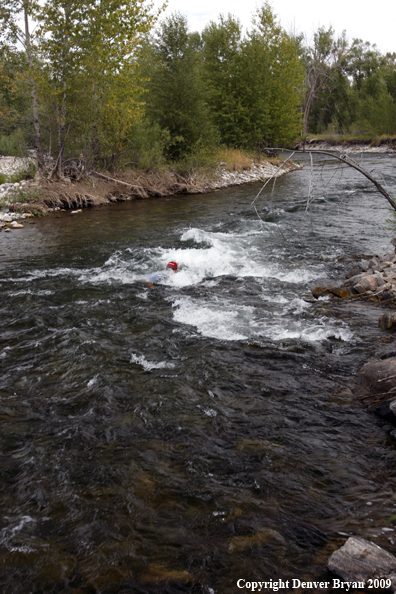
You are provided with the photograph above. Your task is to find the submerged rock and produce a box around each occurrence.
[328,536,396,590]
[227,529,285,553]
[139,564,192,584]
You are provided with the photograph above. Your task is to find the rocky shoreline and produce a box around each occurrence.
[312,240,396,412]
[312,245,396,305]
[313,242,396,586]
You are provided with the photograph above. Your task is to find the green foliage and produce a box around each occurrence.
[171,142,219,177]
[305,33,396,137]
[1,0,396,170]
[202,4,303,148]
[0,132,27,156]
[140,13,219,159]
[124,121,170,171]
[0,48,34,142]
[34,0,161,168]
[202,15,245,146]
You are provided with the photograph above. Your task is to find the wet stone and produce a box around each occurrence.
[344,272,367,287]
[379,313,396,331]
[328,537,396,590]
[389,399,396,415]
[350,356,396,405]
[346,266,362,279]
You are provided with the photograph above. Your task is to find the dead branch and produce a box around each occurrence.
[251,152,295,207]
[90,170,145,190]
[90,171,147,197]
[269,147,396,211]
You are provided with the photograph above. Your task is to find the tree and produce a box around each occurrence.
[202,14,245,146]
[37,0,159,176]
[0,0,45,170]
[202,3,303,148]
[250,3,303,146]
[302,27,348,135]
[141,12,218,159]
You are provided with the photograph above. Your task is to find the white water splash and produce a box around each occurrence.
[130,353,175,371]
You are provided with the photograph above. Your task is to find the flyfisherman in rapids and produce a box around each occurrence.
[146,261,178,287]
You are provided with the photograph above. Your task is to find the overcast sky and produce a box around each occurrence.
[153,0,396,54]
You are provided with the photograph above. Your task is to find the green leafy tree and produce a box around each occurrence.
[37,0,159,176]
[250,3,303,146]
[141,12,218,159]
[344,41,396,135]
[202,14,245,146]
[202,3,303,148]
[0,0,45,169]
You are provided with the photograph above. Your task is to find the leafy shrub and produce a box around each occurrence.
[0,132,27,157]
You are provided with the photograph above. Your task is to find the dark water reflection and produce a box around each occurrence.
[1,154,396,593]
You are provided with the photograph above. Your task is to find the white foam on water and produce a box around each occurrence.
[153,226,323,287]
[171,296,253,341]
[0,346,11,359]
[3,219,354,346]
[261,294,289,304]
[258,323,355,343]
[171,293,354,344]
[1,515,36,541]
[5,222,322,289]
[87,375,99,388]
[130,353,175,371]
[202,407,217,417]
[274,268,320,283]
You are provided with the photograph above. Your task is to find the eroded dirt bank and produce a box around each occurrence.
[0,158,301,220]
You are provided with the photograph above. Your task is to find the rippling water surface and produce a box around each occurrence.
[1,154,396,593]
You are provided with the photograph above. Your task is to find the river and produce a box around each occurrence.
[1,154,396,593]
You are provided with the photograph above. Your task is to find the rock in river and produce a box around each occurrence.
[328,536,396,591]
[350,356,396,414]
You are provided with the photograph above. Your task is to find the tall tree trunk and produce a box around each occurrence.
[56,76,67,179]
[24,4,45,173]
[54,6,70,180]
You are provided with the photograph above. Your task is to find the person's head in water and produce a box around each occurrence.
[166,261,178,272]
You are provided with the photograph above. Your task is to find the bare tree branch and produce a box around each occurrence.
[268,148,396,211]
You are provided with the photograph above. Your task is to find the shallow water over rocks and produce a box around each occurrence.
[1,154,396,593]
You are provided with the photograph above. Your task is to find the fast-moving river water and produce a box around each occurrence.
[1,154,396,593]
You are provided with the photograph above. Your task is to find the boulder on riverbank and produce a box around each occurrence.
[312,242,396,305]
[328,537,396,590]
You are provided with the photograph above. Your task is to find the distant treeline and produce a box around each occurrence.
[0,0,396,175]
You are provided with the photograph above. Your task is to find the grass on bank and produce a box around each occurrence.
[307,133,396,146]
